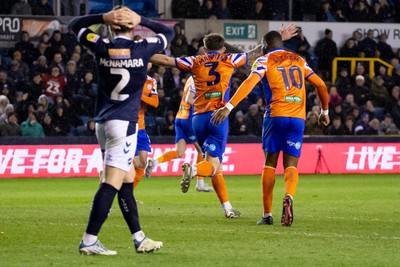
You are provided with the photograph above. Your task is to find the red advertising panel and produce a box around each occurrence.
[0,143,399,178]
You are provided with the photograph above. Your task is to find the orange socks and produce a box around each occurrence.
[211,170,229,203]
[261,166,276,214]
[157,150,179,164]
[284,166,299,198]
[196,161,215,177]
[133,168,144,189]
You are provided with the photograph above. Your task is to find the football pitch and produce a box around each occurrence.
[0,174,399,267]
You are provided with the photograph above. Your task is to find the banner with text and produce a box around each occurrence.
[0,142,399,178]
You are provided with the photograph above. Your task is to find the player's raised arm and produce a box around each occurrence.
[211,72,261,125]
[307,74,330,126]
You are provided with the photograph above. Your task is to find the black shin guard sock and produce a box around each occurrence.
[86,183,118,235]
[118,183,141,234]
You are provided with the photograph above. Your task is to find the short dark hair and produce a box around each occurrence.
[203,33,225,51]
[262,31,282,48]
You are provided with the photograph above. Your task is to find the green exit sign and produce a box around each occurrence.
[224,23,257,40]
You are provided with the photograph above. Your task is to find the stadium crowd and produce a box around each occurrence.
[1,0,400,137]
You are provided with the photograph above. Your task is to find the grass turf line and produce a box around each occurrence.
[0,174,399,267]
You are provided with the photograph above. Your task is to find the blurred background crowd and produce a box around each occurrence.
[0,0,400,137]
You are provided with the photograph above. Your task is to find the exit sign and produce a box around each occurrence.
[224,23,257,40]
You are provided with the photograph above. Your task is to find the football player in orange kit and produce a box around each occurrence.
[144,76,214,192]
[211,30,330,226]
[132,71,159,190]
[150,25,298,218]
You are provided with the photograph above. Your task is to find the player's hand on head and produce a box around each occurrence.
[116,7,141,28]
[211,107,230,126]
[280,23,298,41]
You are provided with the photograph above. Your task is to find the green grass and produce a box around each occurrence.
[0,174,399,267]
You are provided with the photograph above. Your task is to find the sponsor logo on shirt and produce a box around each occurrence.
[204,91,222,99]
[284,96,302,103]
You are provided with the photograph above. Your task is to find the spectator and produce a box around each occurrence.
[31,43,51,67]
[315,28,338,80]
[341,93,358,115]
[392,97,400,128]
[37,94,50,114]
[41,66,66,102]
[82,119,96,136]
[14,31,35,65]
[325,115,345,135]
[0,103,14,124]
[160,110,175,136]
[350,0,371,22]
[339,38,360,72]
[12,51,30,80]
[8,60,27,90]
[359,29,377,58]
[216,0,232,19]
[20,112,45,137]
[330,104,345,123]
[368,118,384,135]
[231,110,248,135]
[328,85,342,109]
[316,0,337,22]
[48,30,65,58]
[187,38,200,56]
[243,104,263,136]
[304,112,324,135]
[31,55,49,77]
[170,35,189,57]
[164,67,184,97]
[343,115,355,135]
[247,0,269,20]
[0,71,16,104]
[23,72,44,106]
[51,104,70,136]
[0,112,20,136]
[41,112,57,136]
[171,0,199,18]
[64,60,80,101]
[370,1,385,22]
[385,85,400,115]
[284,27,311,61]
[352,75,371,106]
[74,71,97,117]
[376,33,395,62]
[11,0,31,15]
[49,52,66,74]
[198,0,218,19]
[351,62,371,88]
[62,26,79,55]
[381,113,400,135]
[335,68,352,97]
[370,75,389,108]
[32,0,54,15]
[363,100,383,120]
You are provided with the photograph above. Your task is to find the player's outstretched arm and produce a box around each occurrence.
[150,54,176,67]
[245,44,263,62]
[307,74,330,126]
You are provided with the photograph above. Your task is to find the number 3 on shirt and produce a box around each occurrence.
[277,66,303,90]
[205,62,221,86]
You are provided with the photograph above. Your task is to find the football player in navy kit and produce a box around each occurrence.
[69,6,174,255]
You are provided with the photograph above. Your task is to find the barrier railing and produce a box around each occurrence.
[332,57,393,83]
